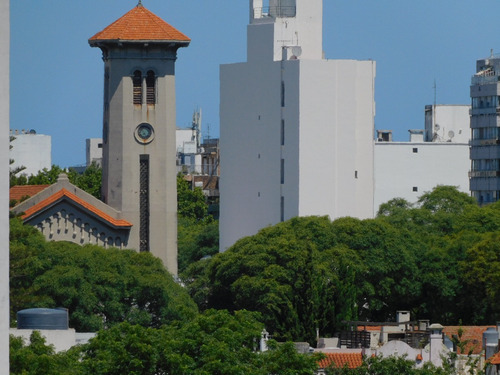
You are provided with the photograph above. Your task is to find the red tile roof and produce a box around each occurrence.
[89,4,190,43]
[443,326,494,355]
[489,351,500,365]
[22,188,132,228]
[318,353,363,370]
[10,185,50,203]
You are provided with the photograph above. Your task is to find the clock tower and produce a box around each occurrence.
[89,3,190,275]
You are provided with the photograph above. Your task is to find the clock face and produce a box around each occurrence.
[134,123,155,144]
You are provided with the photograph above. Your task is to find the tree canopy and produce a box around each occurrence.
[10,218,197,332]
[183,186,500,342]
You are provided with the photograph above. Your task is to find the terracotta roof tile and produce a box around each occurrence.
[489,351,500,365]
[10,185,50,203]
[22,188,132,228]
[89,4,190,43]
[443,326,494,355]
[318,353,363,370]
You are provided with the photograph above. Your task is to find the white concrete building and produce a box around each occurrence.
[1,0,8,371]
[374,105,470,214]
[86,138,103,167]
[425,104,470,143]
[10,130,51,177]
[220,0,376,250]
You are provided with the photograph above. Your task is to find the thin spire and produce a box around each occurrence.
[137,0,143,7]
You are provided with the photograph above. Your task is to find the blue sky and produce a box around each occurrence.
[10,1,500,167]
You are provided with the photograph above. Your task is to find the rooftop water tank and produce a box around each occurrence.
[17,308,69,330]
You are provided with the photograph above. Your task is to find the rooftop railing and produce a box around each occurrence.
[253,6,296,19]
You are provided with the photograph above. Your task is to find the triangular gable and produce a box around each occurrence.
[21,188,132,228]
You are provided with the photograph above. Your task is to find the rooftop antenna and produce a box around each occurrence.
[137,0,143,6]
[491,48,494,58]
[433,79,437,106]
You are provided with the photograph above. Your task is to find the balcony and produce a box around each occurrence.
[469,170,500,178]
[253,6,296,19]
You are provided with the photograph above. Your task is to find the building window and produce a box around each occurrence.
[413,148,418,153]
[139,155,150,252]
[146,70,156,105]
[133,70,142,105]
[280,159,284,184]
[355,171,358,179]
[280,196,284,222]
[413,186,418,192]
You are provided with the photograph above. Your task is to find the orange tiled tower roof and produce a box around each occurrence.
[89,2,190,43]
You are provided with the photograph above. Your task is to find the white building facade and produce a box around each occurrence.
[1,0,9,371]
[374,105,471,213]
[220,0,376,250]
[10,130,51,177]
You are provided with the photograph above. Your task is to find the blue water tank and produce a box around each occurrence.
[17,308,69,330]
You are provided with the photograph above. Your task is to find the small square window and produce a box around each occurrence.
[413,187,418,192]
[413,148,418,153]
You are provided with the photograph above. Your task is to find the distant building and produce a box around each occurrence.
[10,129,51,176]
[469,54,500,205]
[374,105,470,213]
[86,138,102,167]
[220,0,376,250]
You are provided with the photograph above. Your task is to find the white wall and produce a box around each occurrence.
[0,0,9,372]
[86,138,103,166]
[374,142,470,213]
[220,58,376,251]
[10,132,51,176]
[424,105,470,143]
[297,59,375,220]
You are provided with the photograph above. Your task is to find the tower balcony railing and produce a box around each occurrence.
[253,6,296,19]
[469,170,500,178]
[471,74,500,85]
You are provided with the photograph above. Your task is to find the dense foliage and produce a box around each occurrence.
[183,186,500,343]
[10,218,197,331]
[177,174,219,273]
[10,164,102,199]
[10,310,321,375]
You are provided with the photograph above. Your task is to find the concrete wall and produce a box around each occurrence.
[374,142,470,213]
[10,132,51,177]
[86,138,103,167]
[0,0,9,372]
[220,58,376,251]
[424,105,470,143]
[95,44,179,275]
[297,59,375,220]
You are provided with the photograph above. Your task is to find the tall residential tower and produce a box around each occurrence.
[220,0,376,250]
[469,54,500,205]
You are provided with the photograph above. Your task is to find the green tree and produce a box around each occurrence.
[10,218,198,331]
[10,331,81,375]
[177,174,208,221]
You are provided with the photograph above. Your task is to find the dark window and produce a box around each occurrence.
[139,155,150,252]
[413,148,418,153]
[280,196,284,222]
[280,159,284,184]
[413,186,418,192]
[133,70,142,105]
[146,70,156,104]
